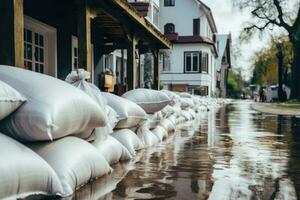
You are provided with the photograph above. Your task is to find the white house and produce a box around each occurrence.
[215,34,232,98]
[159,0,218,96]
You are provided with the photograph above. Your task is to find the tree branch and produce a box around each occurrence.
[244,21,272,32]
[251,5,281,27]
[273,0,292,32]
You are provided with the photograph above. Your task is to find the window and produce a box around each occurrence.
[193,18,200,36]
[201,52,209,73]
[153,6,159,27]
[24,16,57,77]
[72,36,78,70]
[24,28,45,73]
[164,0,175,6]
[184,52,201,73]
[195,86,209,96]
[164,23,175,34]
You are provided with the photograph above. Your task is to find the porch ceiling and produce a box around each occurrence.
[89,0,172,50]
[93,12,125,38]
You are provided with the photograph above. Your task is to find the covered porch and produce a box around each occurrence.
[0,0,171,93]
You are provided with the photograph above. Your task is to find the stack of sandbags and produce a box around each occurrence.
[0,66,107,141]
[102,92,146,131]
[111,129,144,156]
[0,132,63,199]
[65,70,132,165]
[0,66,112,199]
[122,89,171,146]
[28,137,112,196]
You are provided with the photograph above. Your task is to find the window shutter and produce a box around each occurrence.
[193,18,200,36]
[199,51,202,73]
[206,54,209,73]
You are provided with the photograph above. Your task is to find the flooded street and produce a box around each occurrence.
[72,101,300,200]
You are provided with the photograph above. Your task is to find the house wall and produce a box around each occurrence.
[159,0,212,39]
[161,43,215,96]
[159,0,217,96]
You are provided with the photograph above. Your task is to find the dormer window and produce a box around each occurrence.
[164,23,175,34]
[164,0,175,7]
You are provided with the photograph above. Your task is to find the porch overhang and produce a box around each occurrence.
[89,0,172,50]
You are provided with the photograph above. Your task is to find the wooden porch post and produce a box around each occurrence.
[153,49,160,90]
[127,36,137,91]
[0,0,24,67]
[77,0,92,74]
[121,49,125,84]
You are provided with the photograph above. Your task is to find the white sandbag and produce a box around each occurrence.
[159,118,176,133]
[65,69,107,108]
[111,129,144,156]
[66,69,118,137]
[180,97,194,109]
[0,65,107,141]
[0,80,26,120]
[181,110,193,121]
[136,122,159,147]
[66,69,119,130]
[161,89,179,102]
[152,125,168,142]
[0,133,63,199]
[178,92,192,98]
[64,164,129,200]
[92,135,132,165]
[105,105,119,129]
[176,116,186,124]
[102,92,146,129]
[122,88,171,114]
[161,105,175,118]
[147,112,163,129]
[167,115,177,125]
[29,137,112,197]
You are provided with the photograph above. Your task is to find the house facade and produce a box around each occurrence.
[159,0,218,96]
[215,34,232,98]
[0,0,171,95]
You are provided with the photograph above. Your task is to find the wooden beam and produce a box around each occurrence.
[77,0,92,74]
[153,49,160,90]
[0,0,24,67]
[121,49,125,85]
[127,36,137,91]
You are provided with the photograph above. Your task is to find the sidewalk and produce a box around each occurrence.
[251,103,300,116]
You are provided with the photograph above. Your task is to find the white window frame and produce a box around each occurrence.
[184,51,200,73]
[24,16,57,77]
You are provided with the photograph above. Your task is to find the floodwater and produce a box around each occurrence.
[70,101,300,200]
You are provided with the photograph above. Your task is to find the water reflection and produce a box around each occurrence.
[69,101,300,200]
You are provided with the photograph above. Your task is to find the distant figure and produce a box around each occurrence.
[259,87,264,102]
[263,89,267,102]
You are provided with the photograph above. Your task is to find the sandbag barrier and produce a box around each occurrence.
[0,66,231,199]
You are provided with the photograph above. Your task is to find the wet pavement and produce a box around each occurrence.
[71,101,300,200]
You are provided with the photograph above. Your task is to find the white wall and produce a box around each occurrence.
[161,43,215,96]
[159,0,212,38]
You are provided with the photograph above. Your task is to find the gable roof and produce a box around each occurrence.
[215,34,232,70]
[194,0,217,33]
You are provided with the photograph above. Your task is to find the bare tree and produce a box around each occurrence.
[234,0,300,98]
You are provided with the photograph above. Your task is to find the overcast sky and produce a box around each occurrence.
[203,0,271,80]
